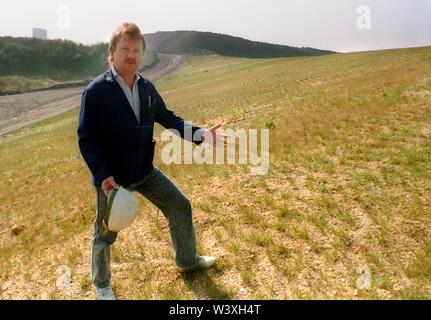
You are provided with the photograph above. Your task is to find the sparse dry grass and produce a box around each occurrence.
[1,47,431,299]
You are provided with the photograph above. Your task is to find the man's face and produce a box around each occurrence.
[112,36,144,76]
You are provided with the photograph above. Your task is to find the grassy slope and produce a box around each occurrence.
[0,47,430,299]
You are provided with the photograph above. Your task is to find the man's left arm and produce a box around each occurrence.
[149,81,205,145]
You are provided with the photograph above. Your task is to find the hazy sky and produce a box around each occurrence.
[1,0,430,52]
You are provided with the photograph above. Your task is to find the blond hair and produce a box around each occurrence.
[108,22,146,64]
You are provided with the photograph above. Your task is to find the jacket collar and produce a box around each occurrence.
[104,67,147,84]
[103,68,115,82]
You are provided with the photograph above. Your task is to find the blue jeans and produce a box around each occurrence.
[91,167,200,289]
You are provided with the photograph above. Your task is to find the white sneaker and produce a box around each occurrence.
[198,256,216,268]
[179,256,216,272]
[96,286,116,300]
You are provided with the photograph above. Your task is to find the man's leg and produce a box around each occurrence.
[134,168,200,269]
[91,186,118,289]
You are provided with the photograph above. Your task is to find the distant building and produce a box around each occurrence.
[32,28,47,40]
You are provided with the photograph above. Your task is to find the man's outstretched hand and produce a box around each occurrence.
[101,176,119,198]
[202,122,229,147]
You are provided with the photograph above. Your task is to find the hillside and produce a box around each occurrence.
[145,30,335,58]
[0,32,333,95]
[0,46,430,299]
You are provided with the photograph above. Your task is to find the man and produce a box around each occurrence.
[77,22,227,300]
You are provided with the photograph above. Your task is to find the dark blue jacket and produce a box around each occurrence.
[77,68,203,187]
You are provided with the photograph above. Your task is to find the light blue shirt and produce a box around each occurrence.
[110,65,141,123]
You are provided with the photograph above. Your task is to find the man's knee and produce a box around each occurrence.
[172,195,192,214]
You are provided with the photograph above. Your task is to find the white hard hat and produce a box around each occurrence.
[104,187,138,232]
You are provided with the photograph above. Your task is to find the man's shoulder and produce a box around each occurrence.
[85,70,113,93]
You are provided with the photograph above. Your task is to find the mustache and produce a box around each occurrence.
[126,59,136,64]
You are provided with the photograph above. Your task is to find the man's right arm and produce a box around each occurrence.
[77,87,112,186]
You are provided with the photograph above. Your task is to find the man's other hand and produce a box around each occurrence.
[101,176,119,198]
[202,122,229,147]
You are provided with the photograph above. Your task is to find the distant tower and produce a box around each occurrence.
[32,28,47,40]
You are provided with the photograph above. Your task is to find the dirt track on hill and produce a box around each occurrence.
[0,54,185,136]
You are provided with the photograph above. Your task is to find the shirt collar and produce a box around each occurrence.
[110,64,141,83]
